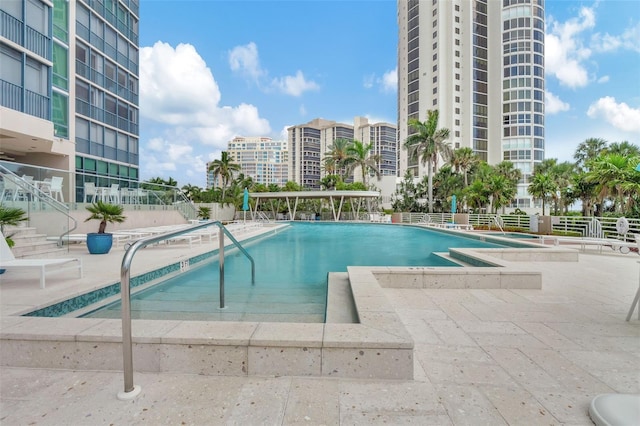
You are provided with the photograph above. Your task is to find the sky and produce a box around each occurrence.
[138,0,640,188]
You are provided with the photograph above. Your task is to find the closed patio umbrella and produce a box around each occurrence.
[243,188,249,222]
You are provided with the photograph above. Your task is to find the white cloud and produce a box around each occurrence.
[299,104,307,116]
[140,42,220,124]
[229,43,319,97]
[381,68,397,93]
[591,22,640,53]
[597,75,609,83]
[271,70,320,97]
[363,68,397,93]
[139,41,272,186]
[587,96,640,133]
[228,42,265,81]
[545,6,595,88]
[545,91,570,114]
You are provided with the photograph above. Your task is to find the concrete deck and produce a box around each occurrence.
[1,228,639,424]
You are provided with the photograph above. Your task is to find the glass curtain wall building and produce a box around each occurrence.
[397,0,545,208]
[0,0,139,202]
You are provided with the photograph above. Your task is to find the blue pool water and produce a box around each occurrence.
[80,223,510,322]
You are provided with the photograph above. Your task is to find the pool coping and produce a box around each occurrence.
[0,225,579,380]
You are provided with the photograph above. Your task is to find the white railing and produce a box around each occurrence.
[394,212,640,241]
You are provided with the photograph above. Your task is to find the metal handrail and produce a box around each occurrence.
[118,221,255,399]
[493,215,505,234]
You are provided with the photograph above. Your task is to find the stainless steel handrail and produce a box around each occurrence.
[118,221,255,399]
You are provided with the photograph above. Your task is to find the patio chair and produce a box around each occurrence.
[0,231,82,289]
[84,182,98,203]
[47,176,64,202]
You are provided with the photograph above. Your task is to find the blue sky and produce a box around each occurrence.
[138,0,640,188]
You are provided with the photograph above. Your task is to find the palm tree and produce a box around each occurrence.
[208,151,241,202]
[181,184,202,202]
[345,139,380,186]
[587,153,636,214]
[606,141,640,157]
[404,110,451,212]
[574,137,607,172]
[449,147,479,187]
[528,172,557,215]
[323,138,353,179]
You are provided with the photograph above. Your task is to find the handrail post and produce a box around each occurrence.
[117,243,142,401]
[219,228,225,309]
[117,220,254,400]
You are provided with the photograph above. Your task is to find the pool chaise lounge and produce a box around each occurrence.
[542,234,639,254]
[0,231,83,289]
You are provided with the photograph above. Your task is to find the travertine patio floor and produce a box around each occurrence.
[1,232,639,425]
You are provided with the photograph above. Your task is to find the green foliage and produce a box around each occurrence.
[0,205,28,248]
[197,206,211,220]
[85,201,126,233]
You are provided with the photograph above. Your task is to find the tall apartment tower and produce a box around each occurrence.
[397,0,545,208]
[0,0,140,201]
[226,136,289,187]
[288,117,398,189]
[288,118,351,189]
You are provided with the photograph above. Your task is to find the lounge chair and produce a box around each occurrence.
[0,231,83,289]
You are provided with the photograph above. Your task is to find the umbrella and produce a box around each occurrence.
[242,188,249,222]
[451,194,457,214]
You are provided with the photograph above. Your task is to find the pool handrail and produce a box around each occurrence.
[118,220,255,400]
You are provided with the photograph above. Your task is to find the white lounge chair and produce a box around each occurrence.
[0,231,83,289]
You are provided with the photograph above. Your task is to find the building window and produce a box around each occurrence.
[455,27,460,34]
[455,39,460,45]
[455,73,460,80]
[455,85,460,91]
[455,16,460,23]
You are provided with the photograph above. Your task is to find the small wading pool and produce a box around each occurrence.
[28,223,528,323]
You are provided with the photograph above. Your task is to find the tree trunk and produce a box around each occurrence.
[427,161,434,213]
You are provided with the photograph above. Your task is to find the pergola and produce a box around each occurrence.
[247,190,381,222]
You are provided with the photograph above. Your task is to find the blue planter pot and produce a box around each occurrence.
[86,233,113,254]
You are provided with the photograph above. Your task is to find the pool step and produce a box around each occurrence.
[325,272,358,323]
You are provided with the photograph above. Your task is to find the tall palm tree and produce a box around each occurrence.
[449,147,479,187]
[323,138,352,179]
[606,141,640,157]
[574,137,607,172]
[586,153,636,214]
[208,151,241,202]
[487,174,516,214]
[528,172,557,215]
[404,110,451,212]
[345,139,381,186]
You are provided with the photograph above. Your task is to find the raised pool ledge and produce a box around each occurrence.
[0,268,414,380]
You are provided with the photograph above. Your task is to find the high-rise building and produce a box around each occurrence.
[0,0,140,201]
[226,136,289,187]
[288,117,397,189]
[397,0,545,208]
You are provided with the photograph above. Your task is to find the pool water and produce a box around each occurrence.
[81,222,508,322]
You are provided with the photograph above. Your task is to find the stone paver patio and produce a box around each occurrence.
[1,230,639,425]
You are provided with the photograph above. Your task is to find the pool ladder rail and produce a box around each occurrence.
[118,220,255,400]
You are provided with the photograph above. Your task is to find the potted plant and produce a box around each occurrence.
[0,205,28,248]
[85,201,126,254]
[197,206,211,221]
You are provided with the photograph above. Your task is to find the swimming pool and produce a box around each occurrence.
[75,223,513,323]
